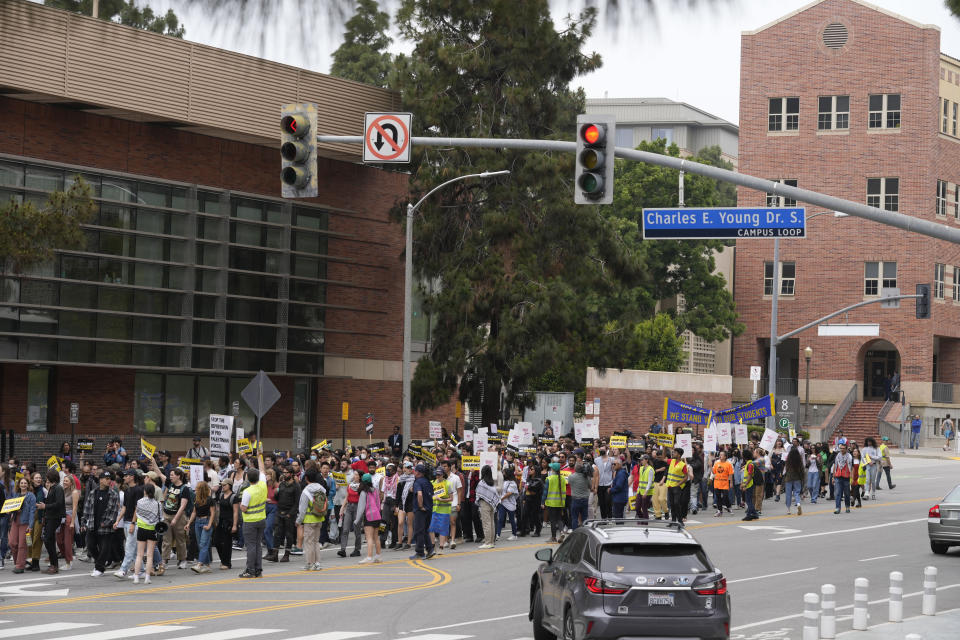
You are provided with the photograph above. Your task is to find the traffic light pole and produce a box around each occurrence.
[775,293,921,345]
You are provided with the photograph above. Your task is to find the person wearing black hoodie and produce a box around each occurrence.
[36,469,65,573]
[521,463,543,537]
[269,467,301,563]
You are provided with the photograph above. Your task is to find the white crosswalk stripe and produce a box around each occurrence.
[54,626,192,640]
[163,630,279,640]
[0,622,99,637]
[285,634,381,640]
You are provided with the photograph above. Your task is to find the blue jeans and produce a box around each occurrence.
[806,471,819,502]
[744,486,758,518]
[263,503,277,550]
[784,480,801,509]
[496,505,517,537]
[612,501,626,519]
[834,477,851,509]
[119,520,138,573]
[570,498,588,528]
[195,517,213,565]
[910,431,921,449]
[0,515,9,560]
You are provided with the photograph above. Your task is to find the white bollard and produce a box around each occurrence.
[922,566,937,615]
[803,592,820,640]
[889,571,903,622]
[852,577,869,630]
[821,583,837,639]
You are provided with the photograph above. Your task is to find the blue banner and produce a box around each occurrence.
[712,394,776,424]
[662,398,713,426]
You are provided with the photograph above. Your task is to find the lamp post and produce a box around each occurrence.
[803,345,813,427]
[401,170,511,445]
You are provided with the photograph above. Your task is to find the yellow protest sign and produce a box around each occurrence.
[460,455,481,471]
[420,449,437,464]
[237,438,252,454]
[331,471,347,487]
[141,438,156,458]
[178,457,202,470]
[432,480,448,499]
[648,433,675,446]
[560,469,573,477]
[47,455,61,471]
[346,439,352,450]
[376,467,386,475]
[311,439,329,451]
[609,435,627,449]
[0,496,25,514]
[628,495,636,511]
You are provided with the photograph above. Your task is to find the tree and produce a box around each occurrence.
[330,0,393,88]
[45,0,185,37]
[0,178,96,274]
[630,313,684,371]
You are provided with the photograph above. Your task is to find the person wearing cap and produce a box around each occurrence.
[632,455,655,520]
[410,463,436,560]
[113,469,144,579]
[879,437,895,490]
[542,462,566,542]
[80,471,120,577]
[429,466,454,553]
[239,458,268,578]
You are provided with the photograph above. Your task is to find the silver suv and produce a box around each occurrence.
[529,520,731,640]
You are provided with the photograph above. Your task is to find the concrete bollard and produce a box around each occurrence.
[821,583,837,639]
[803,592,820,640]
[852,577,869,630]
[922,566,937,616]
[889,571,903,622]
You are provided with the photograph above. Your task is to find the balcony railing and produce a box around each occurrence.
[933,382,954,404]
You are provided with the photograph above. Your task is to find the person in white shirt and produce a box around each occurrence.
[442,459,463,548]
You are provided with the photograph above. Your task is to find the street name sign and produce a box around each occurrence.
[363,112,412,163]
[642,207,806,239]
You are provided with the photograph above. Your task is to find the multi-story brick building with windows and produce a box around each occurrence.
[0,0,450,460]
[733,0,960,443]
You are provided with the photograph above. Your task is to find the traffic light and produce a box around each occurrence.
[575,114,615,204]
[280,102,318,198]
[916,283,931,319]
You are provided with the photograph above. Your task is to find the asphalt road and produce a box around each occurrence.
[0,455,956,640]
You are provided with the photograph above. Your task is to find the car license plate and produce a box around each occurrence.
[648,592,675,606]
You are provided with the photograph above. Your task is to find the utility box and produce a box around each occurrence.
[523,392,575,435]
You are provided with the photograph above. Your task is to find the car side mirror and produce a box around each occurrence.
[535,548,553,563]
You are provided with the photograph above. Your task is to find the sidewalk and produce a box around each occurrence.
[836,608,960,639]
[890,445,960,461]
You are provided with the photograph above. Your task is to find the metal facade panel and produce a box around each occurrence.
[0,1,68,95]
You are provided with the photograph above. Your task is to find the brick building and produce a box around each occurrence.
[733,0,960,441]
[0,0,452,462]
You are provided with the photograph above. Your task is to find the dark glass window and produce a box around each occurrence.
[61,256,99,282]
[289,304,324,328]
[192,348,216,369]
[227,298,276,323]
[193,295,218,319]
[193,321,217,345]
[226,324,276,350]
[134,373,163,434]
[164,374,195,434]
[20,280,58,306]
[288,353,321,375]
[228,273,279,299]
[60,283,97,309]
[293,208,328,230]
[59,311,96,337]
[288,329,324,352]
[290,280,324,303]
[26,367,51,431]
[59,340,94,363]
[20,309,57,335]
[225,349,276,372]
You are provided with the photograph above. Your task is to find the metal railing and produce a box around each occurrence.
[878,419,904,447]
[933,382,954,404]
[822,383,858,442]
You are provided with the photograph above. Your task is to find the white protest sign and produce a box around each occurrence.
[507,428,522,448]
[675,433,692,455]
[489,423,498,434]
[464,429,473,442]
[585,402,594,415]
[717,423,732,445]
[473,431,488,453]
[573,422,584,442]
[759,427,778,452]
[516,422,534,445]
[583,419,600,440]
[479,451,498,471]
[703,426,718,452]
[189,465,205,489]
[429,421,442,438]
[735,423,749,445]
[209,414,234,456]
[236,427,244,442]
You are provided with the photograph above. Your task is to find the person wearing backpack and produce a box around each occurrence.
[296,469,327,571]
[354,473,383,564]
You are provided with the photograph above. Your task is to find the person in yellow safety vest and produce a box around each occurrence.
[631,454,655,520]
[742,448,759,521]
[239,466,267,578]
[878,437,896,490]
[666,448,694,524]
[543,462,567,543]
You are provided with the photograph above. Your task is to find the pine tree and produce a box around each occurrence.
[44,0,185,37]
[330,0,393,88]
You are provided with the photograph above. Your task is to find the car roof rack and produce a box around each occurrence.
[582,519,686,538]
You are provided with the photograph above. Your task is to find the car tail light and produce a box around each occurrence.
[584,576,629,595]
[929,505,941,519]
[695,577,728,595]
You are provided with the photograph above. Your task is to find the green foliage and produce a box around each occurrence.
[949,0,960,19]
[330,0,393,88]
[0,177,96,274]
[631,313,684,371]
[45,0,185,37]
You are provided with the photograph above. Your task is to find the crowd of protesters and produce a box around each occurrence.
[0,421,897,576]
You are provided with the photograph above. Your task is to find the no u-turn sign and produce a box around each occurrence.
[364,112,412,163]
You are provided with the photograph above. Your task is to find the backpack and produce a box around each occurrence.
[752,463,764,487]
[308,487,328,519]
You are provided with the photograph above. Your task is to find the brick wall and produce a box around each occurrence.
[583,388,732,436]
[734,0,953,392]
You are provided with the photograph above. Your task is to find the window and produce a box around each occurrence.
[864,261,896,296]
[953,267,960,302]
[954,102,958,137]
[615,126,633,148]
[651,127,674,146]
[818,95,849,130]
[769,97,799,131]
[599,544,711,574]
[766,179,798,207]
[938,180,949,217]
[764,261,796,296]
[867,178,899,212]
[26,368,51,432]
[868,93,900,129]
[944,98,950,134]
[935,263,946,300]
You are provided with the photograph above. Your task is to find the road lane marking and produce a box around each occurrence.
[164,630,302,640]
[858,554,898,561]
[0,574,89,586]
[284,634,380,640]
[55,625,191,640]
[769,518,925,541]
[0,622,99,637]
[727,567,817,584]
[403,612,528,633]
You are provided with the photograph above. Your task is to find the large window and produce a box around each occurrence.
[650,127,674,146]
[953,267,960,302]
[764,261,795,296]
[868,93,900,129]
[938,180,949,217]
[864,261,896,296]
[768,97,799,132]
[935,263,946,300]
[615,126,633,148]
[867,178,899,212]
[818,95,849,130]
[26,367,50,432]
[766,179,798,207]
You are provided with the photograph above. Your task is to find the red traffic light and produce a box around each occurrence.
[581,124,601,145]
[281,114,309,138]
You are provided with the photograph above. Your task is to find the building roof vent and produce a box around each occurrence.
[822,23,848,49]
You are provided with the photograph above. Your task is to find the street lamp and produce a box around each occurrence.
[401,170,511,446]
[803,345,813,427]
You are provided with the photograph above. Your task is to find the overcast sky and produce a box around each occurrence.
[145,0,960,125]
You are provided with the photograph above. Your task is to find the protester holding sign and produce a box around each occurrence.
[7,477,36,573]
